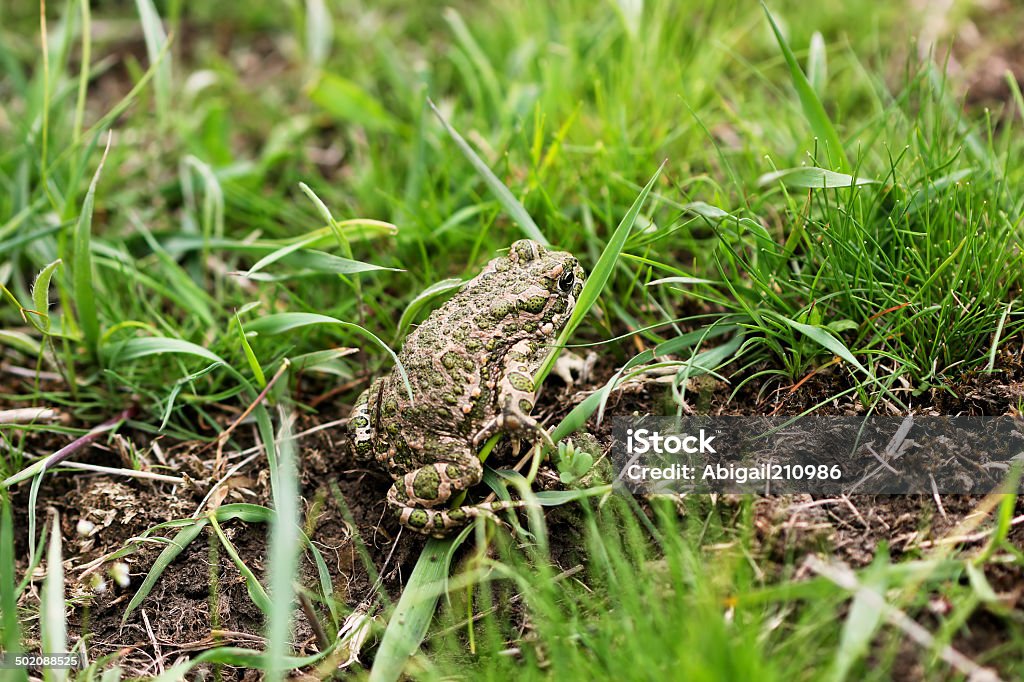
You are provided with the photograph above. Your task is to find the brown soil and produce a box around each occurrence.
[4,3,1024,674]
[5,337,1024,679]
[937,0,1024,114]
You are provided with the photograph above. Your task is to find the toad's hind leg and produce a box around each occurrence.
[386,455,528,537]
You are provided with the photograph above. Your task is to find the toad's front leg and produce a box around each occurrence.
[472,339,544,447]
[346,383,377,463]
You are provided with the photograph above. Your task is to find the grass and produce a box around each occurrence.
[1,0,1023,679]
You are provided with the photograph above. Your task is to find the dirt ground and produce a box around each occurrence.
[3,2,1023,677]
[2,335,1022,678]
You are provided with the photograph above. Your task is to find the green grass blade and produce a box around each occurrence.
[102,336,227,366]
[0,330,44,358]
[41,515,67,682]
[0,492,25,681]
[296,183,364,290]
[73,135,110,362]
[828,553,889,682]
[150,647,328,682]
[910,234,969,303]
[757,167,875,188]
[122,519,208,624]
[776,314,868,375]
[134,0,171,121]
[442,8,501,115]
[238,232,396,279]
[368,536,461,682]
[235,314,267,389]
[161,223,397,256]
[242,250,396,281]
[1007,69,1024,121]
[304,0,333,69]
[30,258,62,334]
[209,515,272,614]
[806,31,827,96]
[265,406,301,681]
[307,73,398,132]
[99,667,122,682]
[429,98,547,245]
[549,390,604,443]
[986,300,1013,372]
[245,312,412,400]
[762,3,850,172]
[535,162,665,383]
[72,0,91,146]
[213,503,275,523]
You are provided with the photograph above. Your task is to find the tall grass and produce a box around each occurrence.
[1,0,1022,679]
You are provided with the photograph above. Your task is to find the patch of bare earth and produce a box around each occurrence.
[5,335,1024,678]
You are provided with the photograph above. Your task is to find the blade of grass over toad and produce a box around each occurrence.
[762,3,850,172]
[395,278,463,342]
[73,134,111,362]
[266,406,301,682]
[41,515,67,682]
[534,162,665,384]
[428,98,548,246]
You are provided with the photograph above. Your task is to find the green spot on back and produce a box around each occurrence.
[521,295,548,313]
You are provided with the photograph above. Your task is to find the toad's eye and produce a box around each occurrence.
[558,271,575,292]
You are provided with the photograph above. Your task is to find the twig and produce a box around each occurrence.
[297,589,330,651]
[911,514,1024,550]
[865,443,900,475]
[210,359,291,476]
[930,474,948,522]
[0,407,66,424]
[192,451,262,518]
[140,610,164,676]
[57,461,185,484]
[45,405,137,469]
[2,405,138,488]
